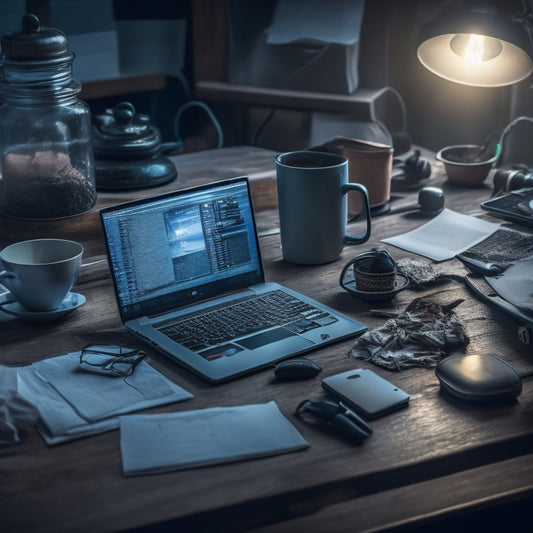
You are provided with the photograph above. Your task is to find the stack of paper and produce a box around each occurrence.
[17,352,192,445]
[120,401,309,476]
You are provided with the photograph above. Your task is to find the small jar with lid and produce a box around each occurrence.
[0,14,96,219]
[92,101,178,190]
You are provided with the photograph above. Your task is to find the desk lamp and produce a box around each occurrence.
[417,2,533,87]
[417,2,533,172]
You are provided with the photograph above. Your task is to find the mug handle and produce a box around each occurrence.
[0,270,15,283]
[342,183,371,244]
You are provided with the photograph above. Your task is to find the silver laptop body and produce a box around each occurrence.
[100,177,366,383]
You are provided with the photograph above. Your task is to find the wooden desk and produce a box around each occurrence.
[0,146,278,257]
[1,147,532,533]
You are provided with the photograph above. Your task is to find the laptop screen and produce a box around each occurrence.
[100,178,264,321]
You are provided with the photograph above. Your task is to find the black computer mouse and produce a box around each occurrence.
[274,358,322,381]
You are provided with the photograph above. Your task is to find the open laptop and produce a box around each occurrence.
[100,177,367,383]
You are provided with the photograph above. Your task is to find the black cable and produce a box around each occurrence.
[250,106,276,147]
[250,43,332,147]
[173,100,224,151]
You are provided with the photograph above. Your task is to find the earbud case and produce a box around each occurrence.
[435,353,522,402]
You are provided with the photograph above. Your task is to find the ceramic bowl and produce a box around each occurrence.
[436,144,498,186]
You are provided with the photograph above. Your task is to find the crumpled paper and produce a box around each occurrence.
[0,365,39,445]
[350,298,470,370]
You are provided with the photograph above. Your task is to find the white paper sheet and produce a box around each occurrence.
[119,401,309,476]
[381,209,501,261]
[33,353,178,422]
[17,352,193,445]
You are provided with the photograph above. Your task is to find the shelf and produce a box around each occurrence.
[79,74,167,100]
[195,81,390,121]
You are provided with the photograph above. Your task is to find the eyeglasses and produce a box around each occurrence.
[79,344,147,377]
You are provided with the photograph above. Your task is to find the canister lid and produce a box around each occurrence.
[93,102,162,158]
[1,14,73,64]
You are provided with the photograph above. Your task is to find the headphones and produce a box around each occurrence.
[391,149,432,190]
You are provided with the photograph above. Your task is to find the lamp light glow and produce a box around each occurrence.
[450,33,502,63]
[417,6,533,87]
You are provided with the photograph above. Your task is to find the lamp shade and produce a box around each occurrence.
[417,7,533,87]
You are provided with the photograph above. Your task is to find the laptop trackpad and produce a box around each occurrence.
[238,328,296,350]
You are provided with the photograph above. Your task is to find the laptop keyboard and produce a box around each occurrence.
[157,290,338,353]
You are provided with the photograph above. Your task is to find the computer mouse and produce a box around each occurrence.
[274,358,322,381]
[418,187,445,214]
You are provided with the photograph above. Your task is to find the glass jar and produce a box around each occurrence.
[0,14,96,219]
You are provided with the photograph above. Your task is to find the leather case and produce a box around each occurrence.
[435,353,522,402]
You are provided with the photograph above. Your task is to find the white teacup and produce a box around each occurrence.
[0,239,83,312]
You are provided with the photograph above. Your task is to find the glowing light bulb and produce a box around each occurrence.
[465,34,485,63]
[450,33,502,63]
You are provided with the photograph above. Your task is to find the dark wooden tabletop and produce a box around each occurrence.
[1,146,532,533]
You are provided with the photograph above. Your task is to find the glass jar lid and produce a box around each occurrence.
[1,14,73,66]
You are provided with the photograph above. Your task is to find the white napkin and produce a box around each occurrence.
[0,365,38,445]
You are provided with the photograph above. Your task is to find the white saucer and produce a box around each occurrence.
[0,292,86,322]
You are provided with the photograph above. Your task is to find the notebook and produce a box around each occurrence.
[100,177,367,383]
[480,188,533,228]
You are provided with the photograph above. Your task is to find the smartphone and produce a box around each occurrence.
[322,369,410,420]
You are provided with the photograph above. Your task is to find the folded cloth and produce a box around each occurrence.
[0,365,38,445]
[350,298,469,370]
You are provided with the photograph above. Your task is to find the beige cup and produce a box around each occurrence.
[313,137,393,217]
[0,239,83,311]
